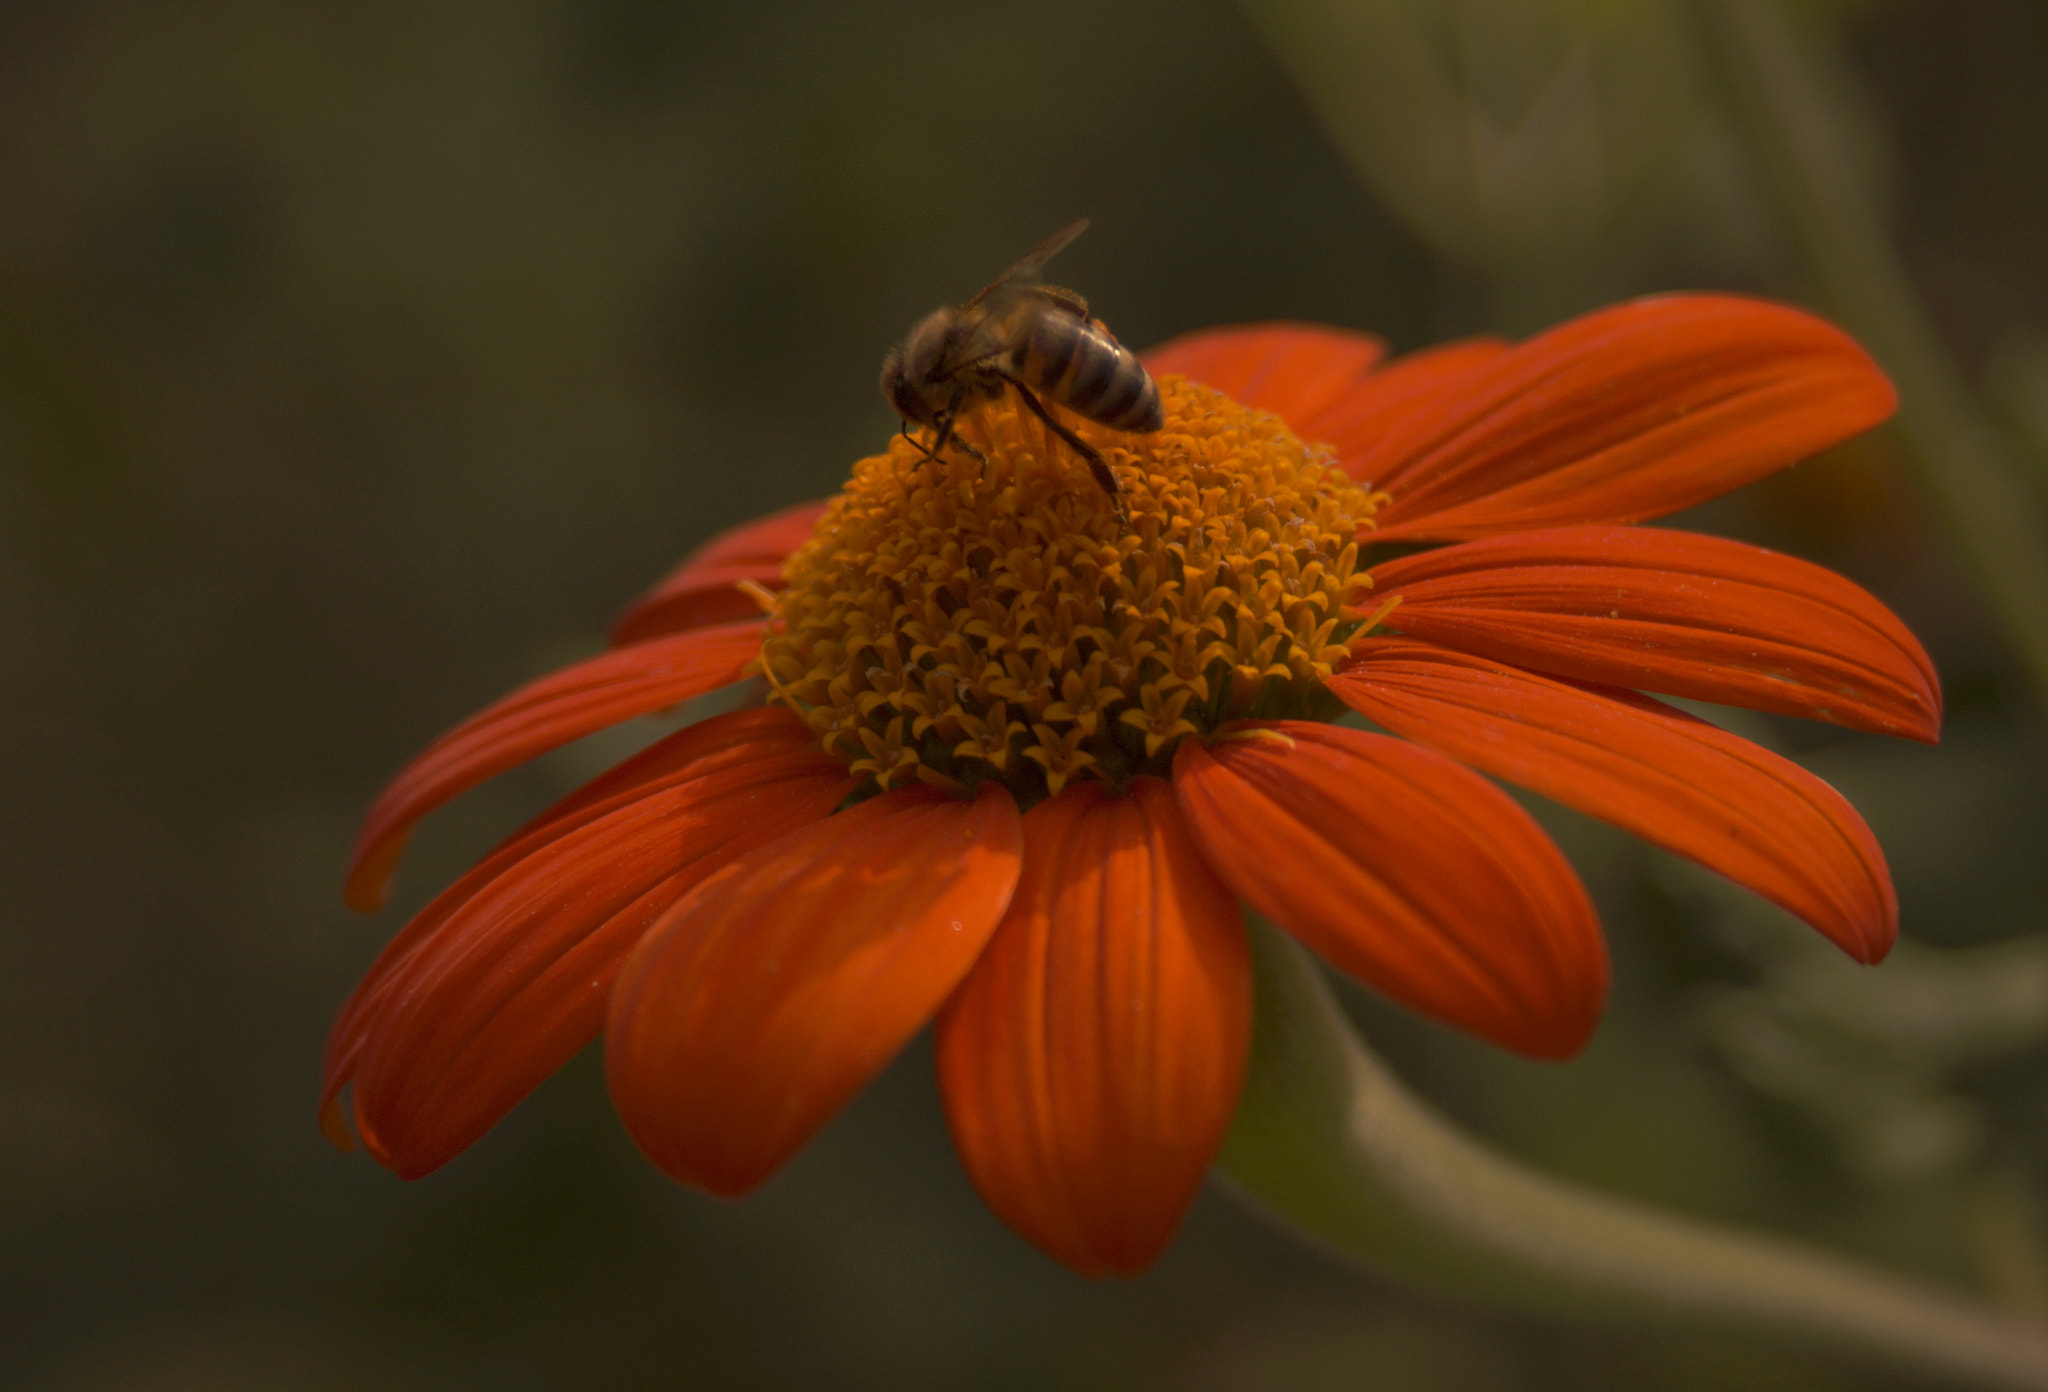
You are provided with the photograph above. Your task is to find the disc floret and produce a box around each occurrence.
[760,377,1379,806]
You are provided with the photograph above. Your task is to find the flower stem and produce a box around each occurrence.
[1696,0,2048,709]
[1218,923,2048,1390]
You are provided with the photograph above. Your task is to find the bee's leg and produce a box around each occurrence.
[998,373,1127,522]
[926,412,988,467]
[900,420,938,461]
[937,385,994,467]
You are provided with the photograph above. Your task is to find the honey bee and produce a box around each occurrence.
[880,219,1161,511]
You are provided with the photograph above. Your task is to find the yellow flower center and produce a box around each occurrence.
[759,377,1379,805]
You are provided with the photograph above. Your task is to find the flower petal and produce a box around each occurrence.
[1347,296,1896,541]
[608,500,829,647]
[1173,722,1606,1058]
[345,619,764,912]
[1293,338,1511,481]
[1330,639,1897,962]
[934,779,1249,1276]
[482,704,821,849]
[605,782,1025,1196]
[324,708,849,1176]
[328,707,816,1077]
[607,561,782,648]
[1370,525,1941,742]
[654,497,832,573]
[1144,323,1386,442]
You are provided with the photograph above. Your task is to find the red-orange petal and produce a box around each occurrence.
[1143,323,1386,444]
[1337,296,1897,541]
[480,704,823,851]
[1370,525,1941,742]
[327,707,817,1085]
[1304,337,1511,483]
[934,779,1249,1277]
[677,498,832,571]
[1330,639,1897,962]
[1173,722,1607,1058]
[605,782,1025,1196]
[608,500,828,648]
[607,561,784,648]
[344,619,764,912]
[323,709,850,1177]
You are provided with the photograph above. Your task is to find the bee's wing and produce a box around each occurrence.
[931,287,1044,377]
[964,219,1090,308]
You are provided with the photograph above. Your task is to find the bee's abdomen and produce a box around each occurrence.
[1022,314,1162,434]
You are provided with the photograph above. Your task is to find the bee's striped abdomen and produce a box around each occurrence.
[1020,313,1163,435]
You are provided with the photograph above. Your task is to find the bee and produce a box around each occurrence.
[880,219,1161,512]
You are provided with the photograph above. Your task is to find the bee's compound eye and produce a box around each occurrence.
[880,347,914,414]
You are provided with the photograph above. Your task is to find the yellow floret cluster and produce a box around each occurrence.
[758,376,1378,804]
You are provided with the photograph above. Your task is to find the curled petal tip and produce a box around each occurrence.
[318,1094,358,1153]
[342,838,404,914]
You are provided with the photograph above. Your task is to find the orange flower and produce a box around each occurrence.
[324,296,1935,1276]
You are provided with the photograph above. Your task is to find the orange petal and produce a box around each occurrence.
[608,500,829,647]
[1331,639,1897,962]
[345,619,764,912]
[1143,323,1386,443]
[607,561,784,648]
[935,779,1249,1277]
[1370,525,1941,742]
[605,782,1025,1196]
[1294,337,1510,482]
[483,704,824,850]
[328,708,817,1080]
[1342,296,1897,541]
[323,709,849,1177]
[1173,722,1606,1058]
[672,498,832,571]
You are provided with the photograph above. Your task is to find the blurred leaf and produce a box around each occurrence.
[1240,0,1727,320]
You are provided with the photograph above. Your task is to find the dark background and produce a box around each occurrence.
[4,1,2048,1388]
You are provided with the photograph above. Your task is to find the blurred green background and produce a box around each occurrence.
[5,0,2048,1387]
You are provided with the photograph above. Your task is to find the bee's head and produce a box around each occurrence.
[880,308,961,426]
[879,344,927,426]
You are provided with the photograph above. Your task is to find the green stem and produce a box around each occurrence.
[1218,923,2048,1390]
[1698,0,2048,708]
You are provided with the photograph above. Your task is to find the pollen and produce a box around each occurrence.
[759,377,1379,805]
